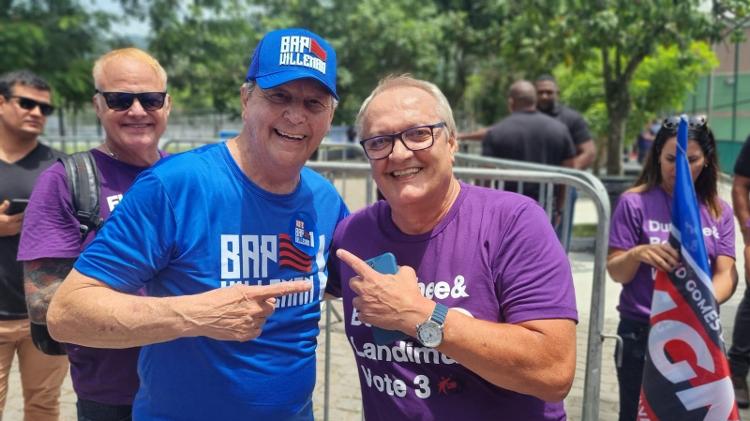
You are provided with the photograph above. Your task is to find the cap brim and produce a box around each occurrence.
[255,71,338,100]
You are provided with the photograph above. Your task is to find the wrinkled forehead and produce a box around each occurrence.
[264,78,331,97]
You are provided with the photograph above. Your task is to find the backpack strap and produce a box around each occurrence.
[60,151,103,236]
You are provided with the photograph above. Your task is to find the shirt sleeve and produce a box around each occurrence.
[569,113,592,146]
[493,200,578,324]
[608,193,643,251]
[17,163,83,260]
[325,212,351,298]
[562,131,576,160]
[716,200,736,259]
[74,171,177,293]
[481,130,496,157]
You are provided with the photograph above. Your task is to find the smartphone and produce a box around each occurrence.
[6,198,29,215]
[364,252,409,345]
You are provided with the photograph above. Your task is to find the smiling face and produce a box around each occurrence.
[94,57,171,158]
[658,137,706,193]
[360,85,457,210]
[0,84,51,141]
[241,78,334,176]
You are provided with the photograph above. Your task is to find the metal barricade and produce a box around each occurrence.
[42,136,101,154]
[308,152,612,421]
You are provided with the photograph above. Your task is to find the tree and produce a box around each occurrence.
[147,1,258,122]
[555,41,719,173]
[0,0,113,136]
[563,0,741,174]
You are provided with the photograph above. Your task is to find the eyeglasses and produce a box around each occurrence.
[662,115,707,130]
[9,96,54,116]
[359,122,447,160]
[95,90,167,111]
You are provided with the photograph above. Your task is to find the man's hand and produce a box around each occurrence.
[337,249,432,334]
[633,243,680,273]
[183,281,312,342]
[0,200,23,237]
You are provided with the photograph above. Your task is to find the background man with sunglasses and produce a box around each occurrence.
[43,28,347,420]
[17,47,171,421]
[0,70,68,421]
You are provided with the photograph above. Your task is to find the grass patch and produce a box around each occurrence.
[573,223,598,238]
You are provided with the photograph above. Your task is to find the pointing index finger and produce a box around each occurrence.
[336,248,379,278]
[250,280,312,300]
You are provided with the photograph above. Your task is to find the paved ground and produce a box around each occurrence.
[4,181,748,420]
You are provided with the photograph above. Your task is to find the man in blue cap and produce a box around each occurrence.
[44,28,348,420]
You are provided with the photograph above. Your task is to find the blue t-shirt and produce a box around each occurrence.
[74,142,348,420]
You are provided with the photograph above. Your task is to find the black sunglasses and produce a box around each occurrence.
[95,90,167,111]
[10,96,54,116]
[662,115,707,130]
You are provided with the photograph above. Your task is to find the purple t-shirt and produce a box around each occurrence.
[609,187,735,322]
[17,148,165,406]
[326,182,578,421]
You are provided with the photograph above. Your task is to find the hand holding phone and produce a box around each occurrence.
[6,198,29,215]
[364,252,409,345]
[0,199,25,237]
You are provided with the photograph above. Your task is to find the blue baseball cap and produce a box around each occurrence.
[246,28,338,100]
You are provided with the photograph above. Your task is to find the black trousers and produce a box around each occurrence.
[77,399,132,421]
[615,318,649,421]
[729,286,750,378]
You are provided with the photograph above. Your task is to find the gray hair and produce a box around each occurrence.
[355,75,456,139]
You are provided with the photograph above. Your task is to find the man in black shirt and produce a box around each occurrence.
[0,70,67,420]
[535,74,595,170]
[482,80,575,201]
[729,134,750,408]
[535,75,595,249]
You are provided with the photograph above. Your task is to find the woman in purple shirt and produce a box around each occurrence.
[607,116,737,421]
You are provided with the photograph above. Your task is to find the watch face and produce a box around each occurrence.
[417,320,443,348]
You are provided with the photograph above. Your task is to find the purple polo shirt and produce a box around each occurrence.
[609,187,735,322]
[18,148,165,405]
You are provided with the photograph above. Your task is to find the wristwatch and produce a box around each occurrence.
[416,302,449,348]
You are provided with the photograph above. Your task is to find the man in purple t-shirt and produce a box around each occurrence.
[326,75,577,420]
[17,47,171,420]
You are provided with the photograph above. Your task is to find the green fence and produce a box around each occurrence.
[685,72,750,174]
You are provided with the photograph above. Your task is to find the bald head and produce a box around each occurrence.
[508,80,536,111]
[93,48,167,91]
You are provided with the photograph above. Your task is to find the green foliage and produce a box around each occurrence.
[0,0,114,135]
[1,0,744,147]
[147,1,258,116]
[556,41,718,149]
